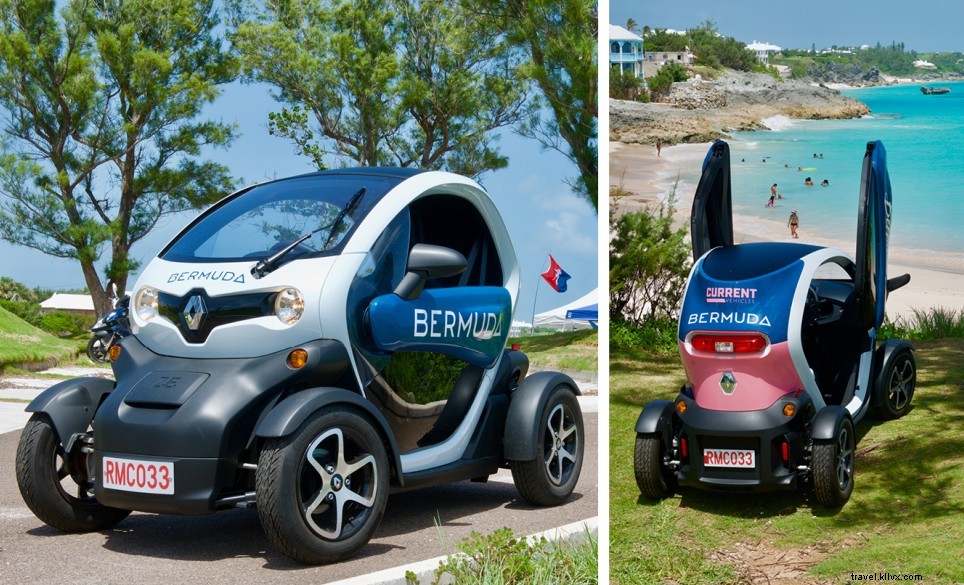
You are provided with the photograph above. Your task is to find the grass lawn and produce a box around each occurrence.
[610,339,963,584]
[0,305,83,370]
[510,329,598,373]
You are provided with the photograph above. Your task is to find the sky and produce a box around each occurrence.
[0,81,598,319]
[611,0,964,53]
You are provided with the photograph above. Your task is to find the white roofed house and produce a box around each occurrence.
[609,24,645,79]
[746,41,781,64]
[39,293,96,316]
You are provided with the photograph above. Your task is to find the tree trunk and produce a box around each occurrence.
[81,260,110,317]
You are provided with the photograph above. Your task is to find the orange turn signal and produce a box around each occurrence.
[675,400,687,414]
[782,403,796,417]
[287,349,308,369]
[108,345,122,361]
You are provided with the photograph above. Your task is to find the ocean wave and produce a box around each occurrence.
[761,115,795,131]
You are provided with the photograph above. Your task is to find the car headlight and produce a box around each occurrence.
[274,288,304,325]
[135,286,159,321]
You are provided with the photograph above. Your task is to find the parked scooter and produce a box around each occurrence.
[87,286,130,363]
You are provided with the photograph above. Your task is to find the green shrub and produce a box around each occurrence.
[0,299,43,327]
[611,317,679,355]
[39,311,95,338]
[407,527,597,585]
[880,307,964,341]
[646,61,688,97]
[610,65,644,100]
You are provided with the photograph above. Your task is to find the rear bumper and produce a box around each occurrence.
[94,453,222,514]
[673,391,814,492]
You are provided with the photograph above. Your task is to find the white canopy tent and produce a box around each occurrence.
[533,289,598,331]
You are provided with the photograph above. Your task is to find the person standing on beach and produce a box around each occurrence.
[656,139,662,158]
[788,209,799,238]
[771,183,778,198]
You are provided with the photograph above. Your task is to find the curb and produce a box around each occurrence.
[325,516,598,585]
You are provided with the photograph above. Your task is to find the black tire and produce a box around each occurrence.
[510,385,584,506]
[634,433,677,499]
[256,409,389,564]
[812,417,855,508]
[874,349,916,420]
[86,337,109,363]
[15,414,130,531]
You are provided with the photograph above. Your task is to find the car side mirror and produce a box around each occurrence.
[393,244,468,300]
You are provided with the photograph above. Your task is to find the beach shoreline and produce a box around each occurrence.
[610,141,964,322]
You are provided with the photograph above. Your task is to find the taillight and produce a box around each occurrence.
[781,440,790,464]
[680,437,689,458]
[691,333,768,353]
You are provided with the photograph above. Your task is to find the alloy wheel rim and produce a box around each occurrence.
[299,428,377,540]
[888,359,914,411]
[544,403,578,486]
[835,426,854,489]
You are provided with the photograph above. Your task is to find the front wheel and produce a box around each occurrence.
[15,414,130,531]
[812,417,855,508]
[511,385,584,506]
[86,336,110,363]
[634,433,677,499]
[874,349,916,420]
[256,409,389,564]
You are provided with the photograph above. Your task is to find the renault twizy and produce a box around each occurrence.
[16,169,584,563]
[634,141,915,507]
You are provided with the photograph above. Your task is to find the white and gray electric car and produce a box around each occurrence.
[16,168,585,564]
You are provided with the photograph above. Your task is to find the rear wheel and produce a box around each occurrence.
[812,417,855,508]
[634,433,677,499]
[511,385,584,506]
[874,349,916,420]
[256,409,389,564]
[15,414,130,531]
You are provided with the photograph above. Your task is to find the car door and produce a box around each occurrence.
[690,140,735,259]
[854,140,891,330]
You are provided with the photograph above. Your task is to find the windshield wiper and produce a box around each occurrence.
[251,187,366,279]
[322,186,366,249]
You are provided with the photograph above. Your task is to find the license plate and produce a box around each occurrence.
[102,456,174,494]
[703,448,755,468]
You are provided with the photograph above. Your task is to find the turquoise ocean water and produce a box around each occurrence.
[726,81,964,255]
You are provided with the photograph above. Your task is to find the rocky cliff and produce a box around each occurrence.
[611,71,871,145]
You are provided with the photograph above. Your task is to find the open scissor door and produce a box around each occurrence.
[690,141,734,259]
[855,141,892,330]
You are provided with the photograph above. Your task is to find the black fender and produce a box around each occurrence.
[25,377,114,446]
[871,339,915,408]
[811,405,851,441]
[634,399,675,447]
[255,387,404,486]
[504,371,580,461]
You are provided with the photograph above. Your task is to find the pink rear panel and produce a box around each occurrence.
[679,339,804,411]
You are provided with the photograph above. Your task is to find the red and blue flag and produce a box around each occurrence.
[540,255,571,293]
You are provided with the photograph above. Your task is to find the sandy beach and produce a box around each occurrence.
[610,141,964,322]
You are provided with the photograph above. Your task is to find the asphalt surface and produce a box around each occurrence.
[0,412,596,584]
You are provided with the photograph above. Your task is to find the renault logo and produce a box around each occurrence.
[183,295,207,331]
[720,372,737,395]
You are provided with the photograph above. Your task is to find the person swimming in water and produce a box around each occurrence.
[821,179,829,186]
[805,177,814,186]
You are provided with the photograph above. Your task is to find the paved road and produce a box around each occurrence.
[0,411,596,584]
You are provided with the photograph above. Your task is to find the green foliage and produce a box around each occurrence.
[0,276,40,303]
[610,317,678,355]
[644,28,688,52]
[686,20,757,71]
[409,527,597,585]
[645,62,688,97]
[0,299,42,327]
[382,351,466,404]
[466,0,598,210]
[39,311,94,338]
[231,0,530,181]
[609,185,690,326]
[0,305,81,367]
[879,307,964,341]
[508,329,598,372]
[609,66,644,100]
[0,0,238,315]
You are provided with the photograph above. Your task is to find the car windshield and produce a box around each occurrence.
[161,174,400,263]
